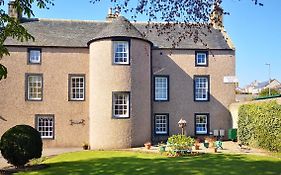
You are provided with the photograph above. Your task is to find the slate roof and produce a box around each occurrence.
[4,16,233,50]
[89,16,146,43]
[256,81,269,89]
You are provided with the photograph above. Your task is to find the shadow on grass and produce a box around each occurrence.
[17,153,281,175]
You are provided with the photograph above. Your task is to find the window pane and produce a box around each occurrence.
[113,92,129,118]
[196,52,207,65]
[29,50,41,63]
[37,116,54,139]
[155,114,168,134]
[195,115,208,134]
[113,41,129,64]
[194,77,208,101]
[27,75,42,100]
[155,76,168,101]
[70,76,85,100]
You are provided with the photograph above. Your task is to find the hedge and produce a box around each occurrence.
[238,101,281,152]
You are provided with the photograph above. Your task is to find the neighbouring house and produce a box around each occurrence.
[243,79,281,95]
[276,84,281,93]
[0,2,236,149]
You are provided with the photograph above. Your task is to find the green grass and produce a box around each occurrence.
[16,151,281,175]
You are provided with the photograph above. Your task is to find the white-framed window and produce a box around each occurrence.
[195,51,208,66]
[113,41,129,64]
[36,115,54,139]
[154,76,169,101]
[113,92,130,118]
[155,114,168,135]
[195,114,208,135]
[28,49,41,64]
[194,76,209,101]
[69,75,85,101]
[26,74,43,101]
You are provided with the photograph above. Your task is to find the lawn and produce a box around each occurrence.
[16,151,281,175]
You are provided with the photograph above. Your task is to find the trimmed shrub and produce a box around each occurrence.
[0,125,43,167]
[167,134,195,150]
[238,101,281,152]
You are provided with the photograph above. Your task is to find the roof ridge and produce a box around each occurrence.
[23,17,110,23]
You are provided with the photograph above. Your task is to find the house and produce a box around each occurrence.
[276,84,281,93]
[0,2,236,149]
[243,79,281,95]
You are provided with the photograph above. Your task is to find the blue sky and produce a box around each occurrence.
[12,0,281,87]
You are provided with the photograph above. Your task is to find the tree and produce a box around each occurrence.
[0,0,53,80]
[259,88,280,97]
[90,0,263,47]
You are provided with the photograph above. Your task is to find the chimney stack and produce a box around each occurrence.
[8,0,21,19]
[106,8,116,21]
[106,7,120,21]
[210,3,223,29]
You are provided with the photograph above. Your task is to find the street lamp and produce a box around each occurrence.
[265,63,271,96]
[178,118,187,135]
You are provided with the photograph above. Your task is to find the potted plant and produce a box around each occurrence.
[194,139,201,150]
[82,142,89,150]
[158,142,166,153]
[203,138,209,148]
[204,136,216,148]
[144,142,152,149]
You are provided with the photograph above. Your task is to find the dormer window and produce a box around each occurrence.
[113,41,129,65]
[28,48,41,64]
[195,51,208,67]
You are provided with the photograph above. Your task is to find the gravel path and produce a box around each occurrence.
[0,147,81,169]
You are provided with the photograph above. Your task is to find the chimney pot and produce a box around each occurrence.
[106,7,117,21]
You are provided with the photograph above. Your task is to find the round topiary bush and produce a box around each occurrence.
[0,125,43,167]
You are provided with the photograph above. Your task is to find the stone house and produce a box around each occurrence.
[0,3,236,149]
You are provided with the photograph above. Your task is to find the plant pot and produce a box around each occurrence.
[159,146,166,152]
[83,145,89,150]
[213,147,218,153]
[144,144,151,149]
[203,142,209,148]
[195,145,200,150]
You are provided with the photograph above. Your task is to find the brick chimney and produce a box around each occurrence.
[210,4,223,29]
[8,0,21,19]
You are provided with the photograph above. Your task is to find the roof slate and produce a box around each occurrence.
[89,16,146,43]
[4,16,233,50]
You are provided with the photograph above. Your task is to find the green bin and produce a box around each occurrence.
[228,128,237,141]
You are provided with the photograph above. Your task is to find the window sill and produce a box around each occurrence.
[112,116,130,119]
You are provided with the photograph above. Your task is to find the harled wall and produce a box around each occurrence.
[89,39,151,149]
[152,49,236,142]
[0,47,89,147]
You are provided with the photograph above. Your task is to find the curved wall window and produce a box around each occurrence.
[113,41,129,65]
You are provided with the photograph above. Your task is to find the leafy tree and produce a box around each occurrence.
[90,0,263,47]
[0,0,53,80]
[259,88,280,97]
